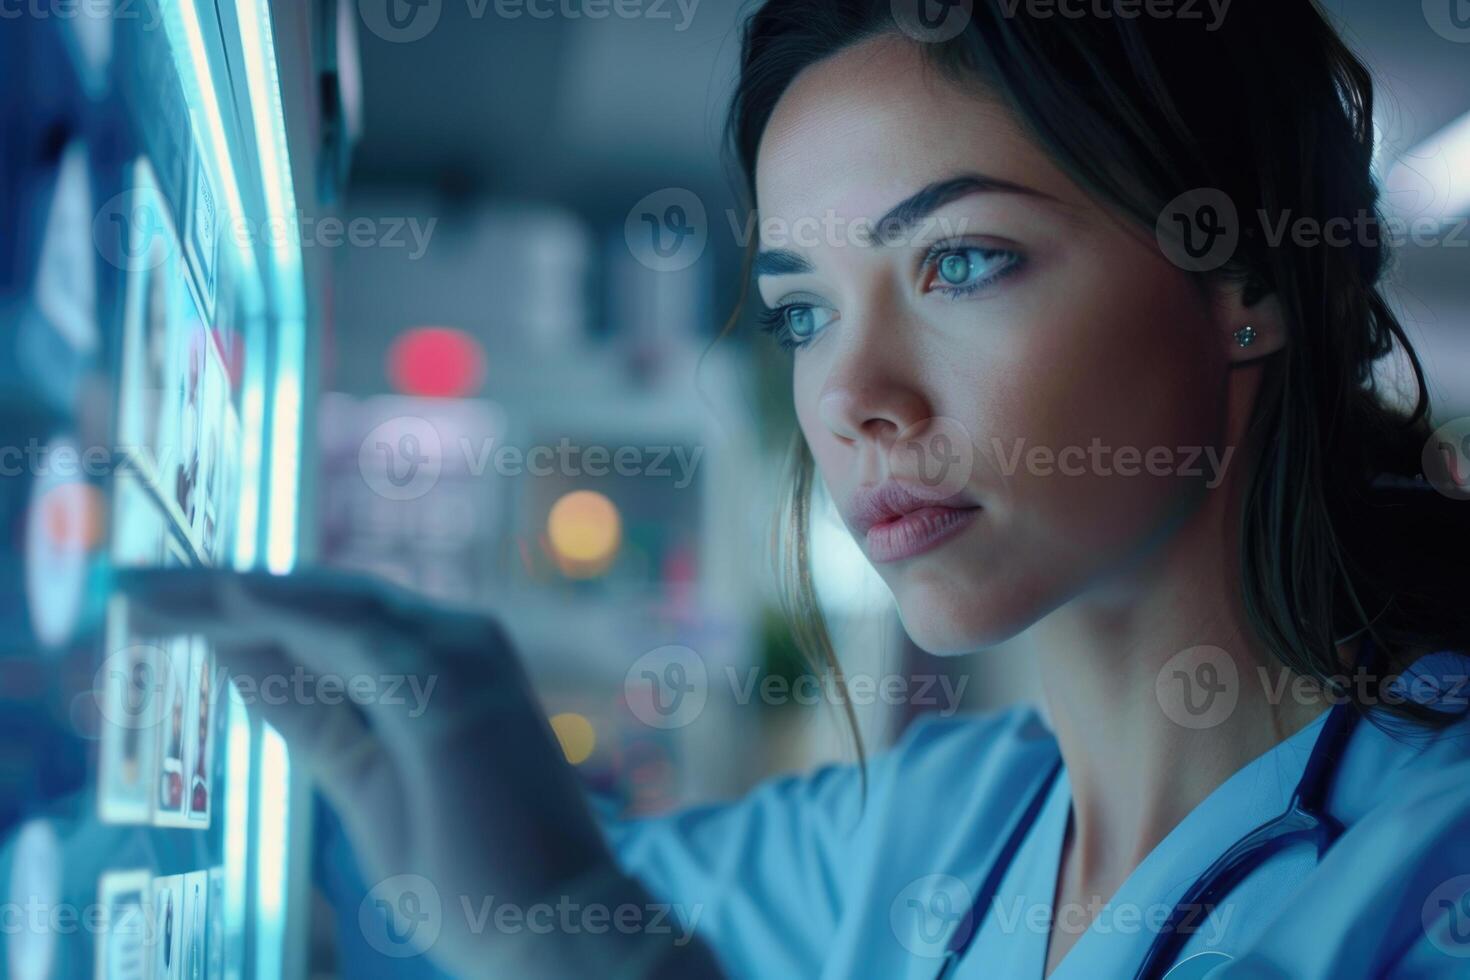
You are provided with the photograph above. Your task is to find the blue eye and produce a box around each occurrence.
[756,244,1022,353]
[758,303,837,351]
[938,252,971,284]
[926,245,1023,296]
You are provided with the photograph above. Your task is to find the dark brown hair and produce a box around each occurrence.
[721,0,1470,748]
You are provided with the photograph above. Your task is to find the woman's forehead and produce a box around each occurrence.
[753,35,1079,224]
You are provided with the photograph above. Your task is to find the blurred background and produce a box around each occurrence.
[313,0,1470,803]
[0,0,1467,977]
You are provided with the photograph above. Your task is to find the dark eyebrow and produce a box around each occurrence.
[753,172,1058,277]
[870,173,1056,244]
[752,248,813,277]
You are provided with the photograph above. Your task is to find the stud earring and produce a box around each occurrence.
[1233,325,1257,348]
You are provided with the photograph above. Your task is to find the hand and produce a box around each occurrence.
[119,565,719,977]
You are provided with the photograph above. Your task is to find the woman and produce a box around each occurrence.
[126,1,1470,977]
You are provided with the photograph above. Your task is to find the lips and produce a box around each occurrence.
[844,482,981,563]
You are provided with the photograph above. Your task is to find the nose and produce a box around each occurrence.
[814,313,931,453]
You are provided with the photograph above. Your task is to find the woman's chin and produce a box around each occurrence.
[893,592,1034,657]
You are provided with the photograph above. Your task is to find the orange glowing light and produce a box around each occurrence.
[546,490,621,577]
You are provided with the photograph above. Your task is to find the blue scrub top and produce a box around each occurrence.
[602,651,1470,979]
[322,650,1470,977]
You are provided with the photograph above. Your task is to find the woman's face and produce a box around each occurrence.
[755,35,1239,654]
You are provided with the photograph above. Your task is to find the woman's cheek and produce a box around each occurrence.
[980,316,1201,553]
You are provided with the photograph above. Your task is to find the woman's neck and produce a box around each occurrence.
[1025,494,1331,893]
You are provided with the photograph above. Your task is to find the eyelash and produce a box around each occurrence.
[757,241,1025,351]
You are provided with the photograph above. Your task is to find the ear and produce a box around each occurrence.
[1212,273,1287,364]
